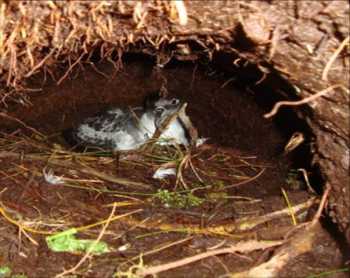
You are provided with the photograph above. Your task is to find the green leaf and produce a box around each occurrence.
[0,266,11,278]
[46,228,110,255]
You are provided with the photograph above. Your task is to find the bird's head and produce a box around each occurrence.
[144,92,182,128]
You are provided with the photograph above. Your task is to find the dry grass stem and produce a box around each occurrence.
[130,236,194,263]
[151,102,187,142]
[55,203,117,278]
[0,151,153,190]
[225,168,265,189]
[322,36,349,81]
[0,112,44,138]
[311,183,331,227]
[236,197,316,231]
[172,0,188,26]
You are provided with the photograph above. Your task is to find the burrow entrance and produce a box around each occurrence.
[0,51,345,277]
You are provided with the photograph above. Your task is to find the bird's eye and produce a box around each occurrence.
[171,98,179,105]
[155,107,165,114]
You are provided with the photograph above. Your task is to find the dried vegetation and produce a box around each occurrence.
[0,1,349,277]
[0,127,325,277]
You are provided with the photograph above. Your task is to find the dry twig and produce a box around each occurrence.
[137,240,283,276]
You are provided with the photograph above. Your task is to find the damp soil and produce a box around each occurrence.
[0,55,346,277]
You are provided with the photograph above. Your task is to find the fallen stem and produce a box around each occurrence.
[138,240,283,276]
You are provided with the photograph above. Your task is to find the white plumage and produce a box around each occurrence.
[66,93,189,151]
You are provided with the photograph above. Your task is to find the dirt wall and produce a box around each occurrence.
[0,1,349,242]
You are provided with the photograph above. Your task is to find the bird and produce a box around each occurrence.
[63,92,189,151]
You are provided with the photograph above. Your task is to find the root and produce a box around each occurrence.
[264,84,348,118]
[137,240,282,277]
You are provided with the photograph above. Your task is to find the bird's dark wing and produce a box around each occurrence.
[83,108,136,132]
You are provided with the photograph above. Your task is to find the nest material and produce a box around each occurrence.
[0,0,349,243]
[0,130,325,276]
[0,0,233,88]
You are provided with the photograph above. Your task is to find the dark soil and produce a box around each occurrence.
[0,55,346,277]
